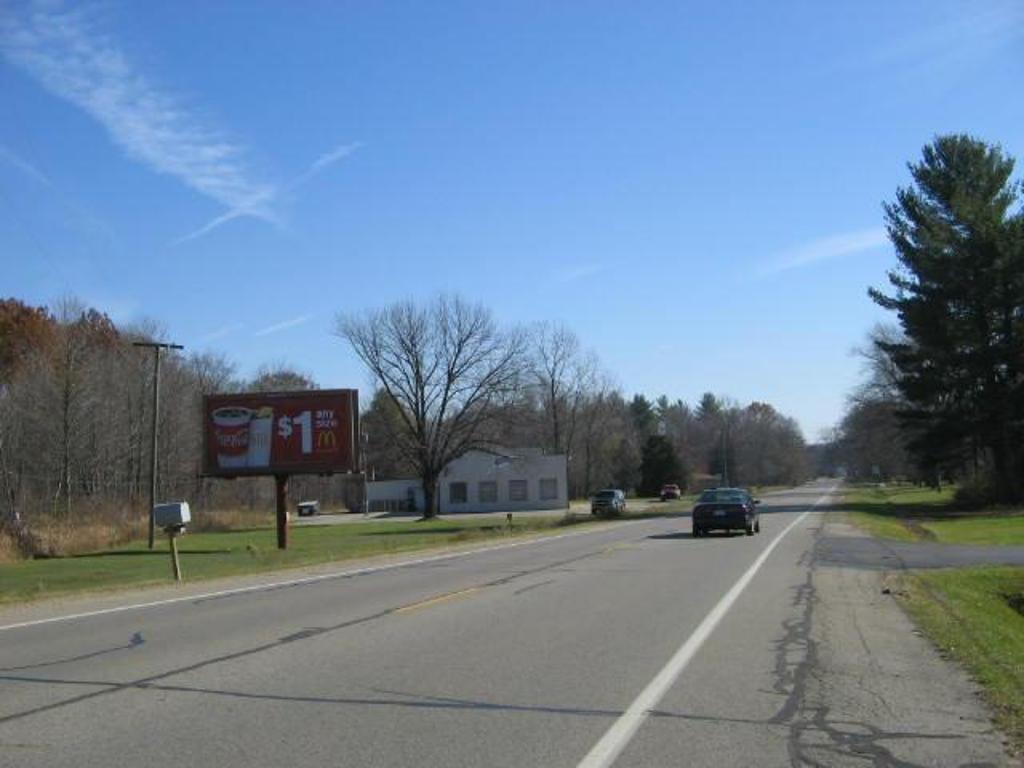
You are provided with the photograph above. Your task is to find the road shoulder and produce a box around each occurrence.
[806,518,1017,765]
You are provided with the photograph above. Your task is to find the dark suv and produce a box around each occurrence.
[591,489,626,516]
[691,487,760,537]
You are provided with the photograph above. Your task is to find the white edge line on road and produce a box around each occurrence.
[575,485,838,768]
[0,517,652,633]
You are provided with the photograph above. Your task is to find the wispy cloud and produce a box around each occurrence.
[288,142,361,191]
[758,227,888,277]
[0,2,358,245]
[254,314,313,337]
[0,2,275,222]
[554,263,607,283]
[866,2,1024,77]
[171,208,257,247]
[177,141,362,244]
[0,143,50,185]
[197,322,245,345]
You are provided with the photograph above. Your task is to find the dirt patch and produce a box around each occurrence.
[904,518,938,541]
[1006,592,1024,617]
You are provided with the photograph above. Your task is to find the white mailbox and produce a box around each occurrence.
[154,501,191,529]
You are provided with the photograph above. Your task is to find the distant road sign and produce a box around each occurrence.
[203,389,359,477]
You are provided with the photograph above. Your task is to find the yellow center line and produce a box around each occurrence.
[394,586,482,615]
[602,543,636,554]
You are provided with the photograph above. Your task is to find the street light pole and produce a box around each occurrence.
[134,341,184,549]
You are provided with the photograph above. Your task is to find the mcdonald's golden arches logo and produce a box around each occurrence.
[317,430,338,451]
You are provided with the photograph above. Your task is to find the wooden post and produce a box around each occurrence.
[276,474,289,550]
[167,528,182,582]
[148,348,161,550]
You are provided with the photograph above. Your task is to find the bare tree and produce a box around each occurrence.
[337,296,527,518]
[248,362,318,392]
[851,323,905,404]
[532,323,586,455]
[575,373,618,495]
[0,388,44,556]
[187,351,239,395]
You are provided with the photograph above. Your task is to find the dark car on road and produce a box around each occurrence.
[691,487,760,537]
[591,489,626,516]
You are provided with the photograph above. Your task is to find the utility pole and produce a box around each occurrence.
[134,341,184,549]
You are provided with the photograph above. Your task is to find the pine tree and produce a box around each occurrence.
[870,135,1024,501]
[639,435,686,496]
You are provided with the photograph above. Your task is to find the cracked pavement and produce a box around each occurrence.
[0,482,1016,767]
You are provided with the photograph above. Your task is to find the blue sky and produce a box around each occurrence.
[2,1,1022,440]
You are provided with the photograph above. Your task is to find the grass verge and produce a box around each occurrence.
[844,484,1024,545]
[626,495,697,518]
[896,567,1024,756]
[0,514,599,606]
[921,516,1024,547]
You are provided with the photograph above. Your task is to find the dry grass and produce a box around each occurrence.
[0,531,20,564]
[3,504,274,561]
[189,507,271,533]
[32,513,144,557]
[4,501,303,561]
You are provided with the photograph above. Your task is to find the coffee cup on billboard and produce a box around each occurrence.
[213,407,252,468]
[247,406,274,468]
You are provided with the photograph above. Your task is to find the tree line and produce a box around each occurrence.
[341,295,809,517]
[829,135,1024,504]
[0,297,322,556]
[0,293,810,552]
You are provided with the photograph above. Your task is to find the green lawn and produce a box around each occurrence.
[922,516,1024,546]
[844,484,1024,545]
[898,567,1024,755]
[0,515,591,606]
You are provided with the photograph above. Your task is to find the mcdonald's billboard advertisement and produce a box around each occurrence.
[203,389,359,477]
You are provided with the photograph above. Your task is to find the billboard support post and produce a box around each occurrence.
[275,474,289,550]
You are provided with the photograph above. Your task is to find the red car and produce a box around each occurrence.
[660,483,682,501]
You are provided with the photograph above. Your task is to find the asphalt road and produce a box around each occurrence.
[0,481,1013,767]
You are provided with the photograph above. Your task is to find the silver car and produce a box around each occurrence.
[591,489,626,516]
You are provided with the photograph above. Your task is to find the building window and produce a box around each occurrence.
[539,477,558,500]
[479,481,497,503]
[449,482,467,504]
[509,479,527,502]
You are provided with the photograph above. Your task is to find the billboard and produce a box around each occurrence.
[203,389,359,477]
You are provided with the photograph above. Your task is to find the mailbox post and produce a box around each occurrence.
[166,526,184,582]
[154,502,191,582]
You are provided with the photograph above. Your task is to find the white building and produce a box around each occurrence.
[364,478,425,513]
[367,447,568,515]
